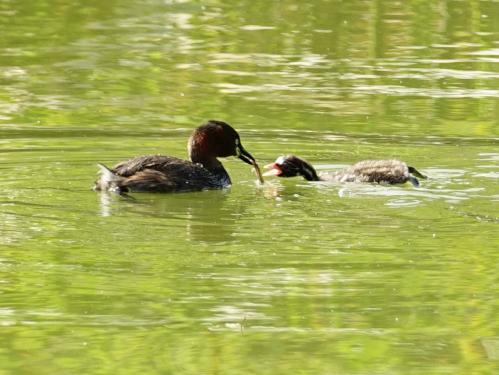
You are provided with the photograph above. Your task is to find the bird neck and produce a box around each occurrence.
[190,154,232,186]
[209,164,232,186]
[191,154,221,169]
[300,164,321,181]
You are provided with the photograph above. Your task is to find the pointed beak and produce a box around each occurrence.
[263,162,282,177]
[237,143,264,184]
[236,143,255,166]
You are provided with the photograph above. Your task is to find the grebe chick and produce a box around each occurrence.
[94,120,264,193]
[264,155,426,187]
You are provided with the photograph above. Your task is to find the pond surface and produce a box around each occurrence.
[1,0,498,374]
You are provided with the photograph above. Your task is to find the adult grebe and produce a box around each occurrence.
[94,120,264,193]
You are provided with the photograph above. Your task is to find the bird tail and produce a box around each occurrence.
[408,166,427,179]
[97,163,121,182]
[94,163,124,192]
[407,166,427,187]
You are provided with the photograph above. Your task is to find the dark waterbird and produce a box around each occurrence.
[94,120,264,193]
[264,155,426,187]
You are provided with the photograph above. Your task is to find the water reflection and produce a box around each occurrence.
[481,337,499,360]
[97,190,240,243]
[1,0,497,135]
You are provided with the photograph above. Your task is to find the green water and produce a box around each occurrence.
[1,0,498,374]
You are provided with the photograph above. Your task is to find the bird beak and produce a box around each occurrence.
[263,162,282,177]
[237,143,264,184]
[236,143,255,165]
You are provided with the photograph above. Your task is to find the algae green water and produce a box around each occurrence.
[1,1,498,374]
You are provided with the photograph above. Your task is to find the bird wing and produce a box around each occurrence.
[347,160,408,183]
[112,155,189,177]
[111,155,221,192]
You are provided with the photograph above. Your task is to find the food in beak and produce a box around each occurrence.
[252,161,265,184]
[236,144,264,184]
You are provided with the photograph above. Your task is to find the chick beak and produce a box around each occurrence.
[263,163,282,177]
[237,144,264,184]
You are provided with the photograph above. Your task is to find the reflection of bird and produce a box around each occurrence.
[94,120,263,193]
[97,190,239,243]
[264,155,427,187]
